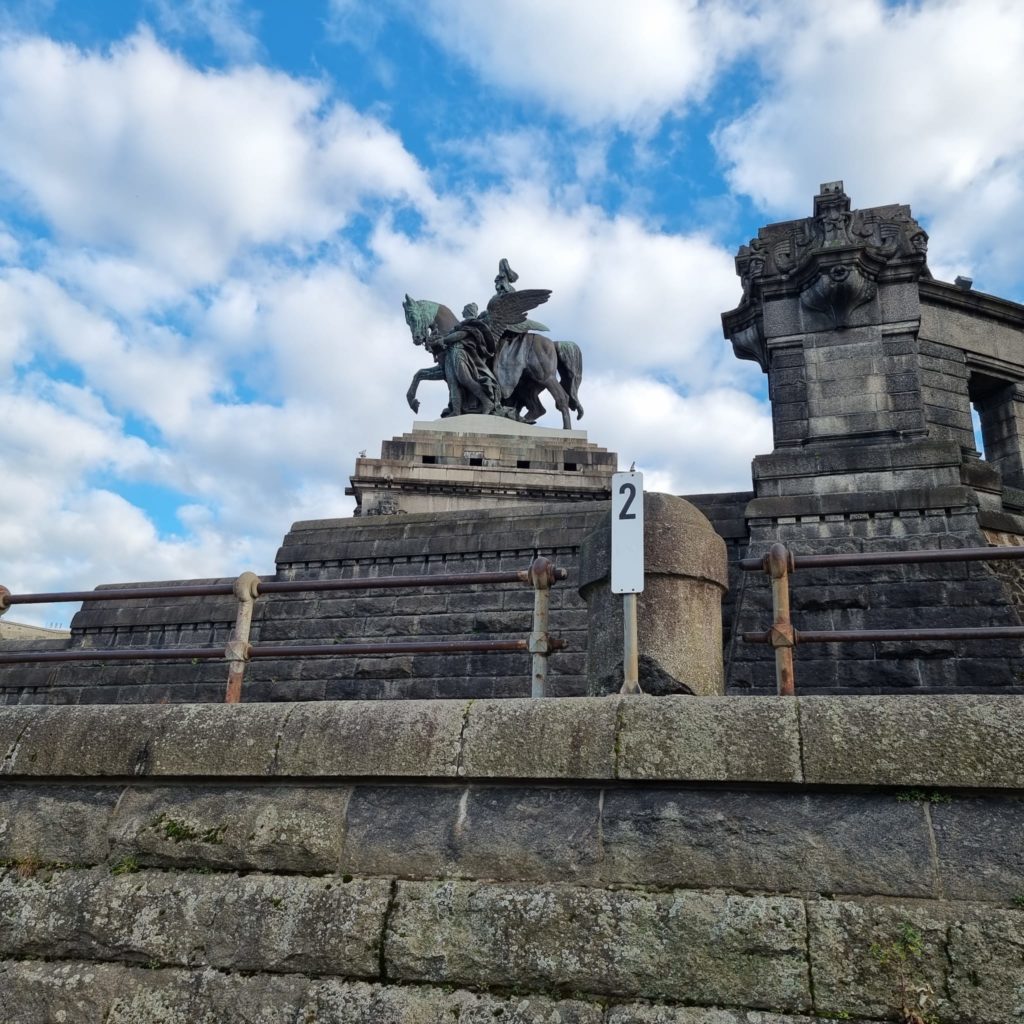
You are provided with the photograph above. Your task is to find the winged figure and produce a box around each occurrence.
[404,261,584,429]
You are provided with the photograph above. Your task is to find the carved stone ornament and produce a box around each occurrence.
[800,264,876,329]
[729,321,768,371]
[722,181,931,365]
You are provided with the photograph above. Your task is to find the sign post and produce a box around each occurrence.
[611,470,644,694]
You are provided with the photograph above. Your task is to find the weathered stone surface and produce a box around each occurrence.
[0,701,473,778]
[600,788,935,897]
[945,912,1024,1023]
[929,796,1024,903]
[799,695,1024,788]
[0,960,305,1023]
[386,880,811,1010]
[108,784,349,873]
[0,962,609,1024]
[0,703,293,777]
[313,979,603,1023]
[0,867,388,975]
[274,699,465,777]
[605,1009,860,1024]
[454,784,602,882]
[807,898,946,1020]
[616,696,802,782]
[341,783,603,883]
[460,696,618,778]
[807,896,1024,1024]
[0,785,118,865]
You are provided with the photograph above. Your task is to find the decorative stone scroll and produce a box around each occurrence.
[723,181,931,367]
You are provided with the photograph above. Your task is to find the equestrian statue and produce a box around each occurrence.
[404,259,584,430]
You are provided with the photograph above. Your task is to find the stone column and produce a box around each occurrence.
[578,493,728,695]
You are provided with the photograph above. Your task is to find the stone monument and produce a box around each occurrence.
[719,181,1024,694]
[349,259,617,515]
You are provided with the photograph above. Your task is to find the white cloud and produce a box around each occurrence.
[2,269,217,432]
[715,0,1024,294]
[0,25,772,613]
[416,0,773,127]
[0,31,433,284]
[151,0,263,62]
[585,376,772,494]
[371,183,746,391]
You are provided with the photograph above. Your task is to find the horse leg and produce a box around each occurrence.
[542,377,572,430]
[523,390,546,423]
[407,365,444,413]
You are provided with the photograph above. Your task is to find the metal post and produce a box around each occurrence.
[224,571,260,704]
[0,586,9,622]
[621,593,640,694]
[763,543,796,696]
[527,556,556,698]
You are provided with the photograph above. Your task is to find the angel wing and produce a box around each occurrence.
[484,288,551,339]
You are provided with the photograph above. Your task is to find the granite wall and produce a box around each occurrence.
[0,503,606,706]
[2,694,1023,1023]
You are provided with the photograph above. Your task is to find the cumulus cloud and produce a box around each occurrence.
[584,376,772,494]
[415,0,773,127]
[0,27,772,615]
[0,31,433,284]
[151,0,263,62]
[715,0,1024,294]
[372,183,746,391]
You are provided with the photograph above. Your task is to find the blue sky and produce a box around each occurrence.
[1,0,1023,621]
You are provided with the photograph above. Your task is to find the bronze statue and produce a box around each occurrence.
[404,260,584,430]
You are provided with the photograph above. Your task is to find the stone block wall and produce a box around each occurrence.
[728,506,1024,696]
[2,695,1023,1022]
[0,503,606,706]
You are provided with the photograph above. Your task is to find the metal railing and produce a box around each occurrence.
[740,542,1024,695]
[0,556,566,701]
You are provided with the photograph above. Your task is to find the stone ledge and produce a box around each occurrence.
[2,694,1024,788]
[0,961,869,1024]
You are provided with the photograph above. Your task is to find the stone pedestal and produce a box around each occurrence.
[347,415,617,515]
[578,493,729,696]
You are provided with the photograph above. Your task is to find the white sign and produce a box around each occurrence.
[611,471,644,594]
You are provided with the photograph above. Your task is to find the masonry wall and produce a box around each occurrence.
[0,503,606,706]
[727,505,1024,696]
[2,695,1023,1023]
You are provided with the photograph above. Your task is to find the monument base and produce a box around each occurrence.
[347,415,617,515]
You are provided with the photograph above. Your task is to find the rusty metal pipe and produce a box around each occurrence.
[6,583,238,605]
[739,544,1024,572]
[258,569,566,594]
[249,639,531,658]
[527,555,557,698]
[743,625,1024,644]
[2,567,570,607]
[763,543,796,696]
[0,639,535,667]
[224,571,260,704]
[0,647,223,665]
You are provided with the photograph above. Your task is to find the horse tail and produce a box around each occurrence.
[555,341,584,419]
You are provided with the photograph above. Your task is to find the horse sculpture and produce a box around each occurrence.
[403,295,584,430]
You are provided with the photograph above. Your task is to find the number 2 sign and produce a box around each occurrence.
[611,471,644,594]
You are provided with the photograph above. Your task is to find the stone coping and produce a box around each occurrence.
[412,414,588,440]
[2,694,1022,788]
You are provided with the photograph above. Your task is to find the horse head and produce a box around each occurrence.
[403,295,442,347]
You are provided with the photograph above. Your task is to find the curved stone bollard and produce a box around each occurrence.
[578,492,728,696]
